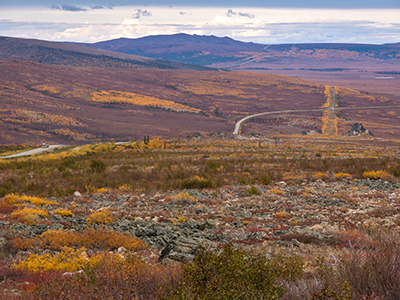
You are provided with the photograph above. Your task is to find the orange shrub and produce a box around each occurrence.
[86,209,113,225]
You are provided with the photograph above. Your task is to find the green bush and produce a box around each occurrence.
[243,186,262,197]
[161,243,283,300]
[180,176,212,189]
[206,161,220,172]
[90,159,106,173]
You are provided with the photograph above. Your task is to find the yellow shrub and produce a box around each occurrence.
[147,138,163,149]
[15,228,146,251]
[269,189,285,195]
[177,215,187,223]
[363,170,390,179]
[87,209,113,225]
[30,197,58,206]
[170,192,195,202]
[14,247,89,272]
[314,172,328,179]
[96,187,109,193]
[335,172,352,178]
[55,209,73,217]
[4,193,58,207]
[11,208,48,218]
[91,90,201,114]
[276,211,288,218]
[118,184,131,192]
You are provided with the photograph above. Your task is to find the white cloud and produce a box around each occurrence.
[0,6,399,44]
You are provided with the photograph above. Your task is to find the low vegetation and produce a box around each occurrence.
[1,135,400,299]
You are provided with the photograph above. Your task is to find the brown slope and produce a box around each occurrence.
[0,36,216,71]
[1,59,399,145]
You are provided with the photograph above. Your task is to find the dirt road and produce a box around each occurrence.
[0,145,68,159]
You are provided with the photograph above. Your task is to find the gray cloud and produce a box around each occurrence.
[132,8,152,19]
[227,9,254,19]
[89,5,104,9]
[179,11,187,15]
[51,4,87,11]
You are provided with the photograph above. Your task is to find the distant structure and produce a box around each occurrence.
[346,123,374,137]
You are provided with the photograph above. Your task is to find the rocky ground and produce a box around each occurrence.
[2,178,400,264]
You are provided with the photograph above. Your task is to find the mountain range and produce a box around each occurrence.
[0,36,215,71]
[77,33,400,67]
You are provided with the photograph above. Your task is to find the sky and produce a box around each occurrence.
[0,1,399,44]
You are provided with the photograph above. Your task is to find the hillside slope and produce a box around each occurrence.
[1,59,399,145]
[0,36,215,70]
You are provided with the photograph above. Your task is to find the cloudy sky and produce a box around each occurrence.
[1,0,399,44]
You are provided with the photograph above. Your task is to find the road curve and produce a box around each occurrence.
[233,105,400,135]
[233,108,326,135]
[0,145,68,159]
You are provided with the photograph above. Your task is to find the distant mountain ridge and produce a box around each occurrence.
[76,33,400,66]
[77,33,266,65]
[0,36,216,71]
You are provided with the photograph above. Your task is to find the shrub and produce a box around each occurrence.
[177,215,187,223]
[148,137,163,149]
[90,159,106,173]
[363,170,390,179]
[4,193,58,207]
[11,208,48,225]
[13,247,89,272]
[261,174,272,185]
[338,231,400,300]
[13,228,146,252]
[276,211,289,218]
[180,176,212,189]
[161,243,283,300]
[169,192,195,204]
[243,186,262,197]
[95,187,109,193]
[269,188,285,195]
[269,251,304,281]
[87,209,113,225]
[207,161,221,172]
[34,254,180,300]
[54,209,73,217]
[335,172,352,179]
[391,165,400,177]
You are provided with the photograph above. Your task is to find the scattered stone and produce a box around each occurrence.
[117,246,127,255]
[74,191,82,197]
[62,270,84,278]
[292,239,301,248]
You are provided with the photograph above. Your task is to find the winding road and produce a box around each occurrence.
[0,145,68,159]
[233,105,400,135]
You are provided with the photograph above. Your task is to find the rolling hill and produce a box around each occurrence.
[1,58,400,145]
[78,34,400,95]
[0,36,215,71]
[77,33,266,65]
[79,34,400,67]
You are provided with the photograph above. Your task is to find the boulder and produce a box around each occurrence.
[346,123,373,136]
